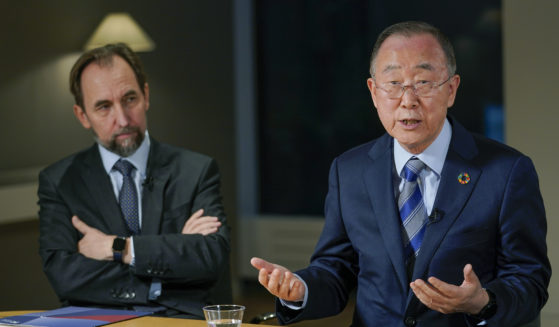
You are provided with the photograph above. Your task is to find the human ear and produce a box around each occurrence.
[446,74,461,108]
[367,78,379,109]
[73,105,91,129]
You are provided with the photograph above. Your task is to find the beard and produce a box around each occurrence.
[95,126,144,157]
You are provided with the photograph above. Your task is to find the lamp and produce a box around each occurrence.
[84,13,155,52]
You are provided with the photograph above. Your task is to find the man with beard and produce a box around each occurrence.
[38,43,231,319]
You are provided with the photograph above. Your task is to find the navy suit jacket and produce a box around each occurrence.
[38,138,232,318]
[277,118,550,327]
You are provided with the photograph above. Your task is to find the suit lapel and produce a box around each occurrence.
[140,139,172,235]
[79,146,130,236]
[364,135,409,291]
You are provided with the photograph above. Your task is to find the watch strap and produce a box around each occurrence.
[472,288,497,320]
[113,249,123,262]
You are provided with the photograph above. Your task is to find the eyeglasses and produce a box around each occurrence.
[374,76,452,99]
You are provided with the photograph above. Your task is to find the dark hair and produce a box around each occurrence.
[69,43,147,108]
[369,21,456,77]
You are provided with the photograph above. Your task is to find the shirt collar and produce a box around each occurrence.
[394,118,451,178]
[98,130,151,176]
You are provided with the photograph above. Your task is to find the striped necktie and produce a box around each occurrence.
[113,159,140,235]
[398,158,427,259]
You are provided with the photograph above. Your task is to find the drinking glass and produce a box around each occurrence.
[203,304,245,327]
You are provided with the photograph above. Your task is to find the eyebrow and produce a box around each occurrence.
[382,64,401,73]
[123,90,138,98]
[94,99,111,108]
[92,90,138,108]
[415,63,435,71]
[381,62,436,74]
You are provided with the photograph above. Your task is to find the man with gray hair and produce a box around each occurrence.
[251,21,550,327]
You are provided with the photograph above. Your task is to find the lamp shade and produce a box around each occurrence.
[84,13,155,52]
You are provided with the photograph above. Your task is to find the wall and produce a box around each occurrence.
[504,0,559,324]
[0,0,235,309]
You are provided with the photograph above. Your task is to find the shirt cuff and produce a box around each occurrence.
[279,274,308,310]
[129,237,136,266]
[148,278,162,300]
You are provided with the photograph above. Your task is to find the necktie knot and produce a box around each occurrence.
[402,158,426,182]
[114,159,135,177]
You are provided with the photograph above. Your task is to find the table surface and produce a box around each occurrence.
[0,310,270,326]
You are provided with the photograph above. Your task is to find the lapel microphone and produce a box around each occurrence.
[428,208,443,224]
[142,176,154,191]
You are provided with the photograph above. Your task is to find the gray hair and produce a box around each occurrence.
[369,21,456,77]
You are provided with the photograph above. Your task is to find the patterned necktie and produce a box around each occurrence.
[113,159,140,235]
[398,158,427,259]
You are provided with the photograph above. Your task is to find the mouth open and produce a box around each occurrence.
[400,119,421,127]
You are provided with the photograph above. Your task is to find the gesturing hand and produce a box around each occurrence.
[410,263,489,315]
[250,257,306,302]
[182,209,221,235]
[72,215,114,261]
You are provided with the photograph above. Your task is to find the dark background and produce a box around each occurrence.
[256,0,502,215]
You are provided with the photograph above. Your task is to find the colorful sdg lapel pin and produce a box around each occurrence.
[457,172,470,184]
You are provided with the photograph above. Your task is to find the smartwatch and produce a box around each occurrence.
[473,288,497,320]
[112,236,127,262]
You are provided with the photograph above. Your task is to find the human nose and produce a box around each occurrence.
[401,84,418,96]
[113,104,130,126]
[400,85,419,109]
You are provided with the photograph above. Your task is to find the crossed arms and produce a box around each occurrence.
[38,157,230,306]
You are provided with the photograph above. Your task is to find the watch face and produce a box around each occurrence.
[112,237,126,251]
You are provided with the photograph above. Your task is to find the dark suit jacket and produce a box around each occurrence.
[277,118,550,327]
[38,138,232,318]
